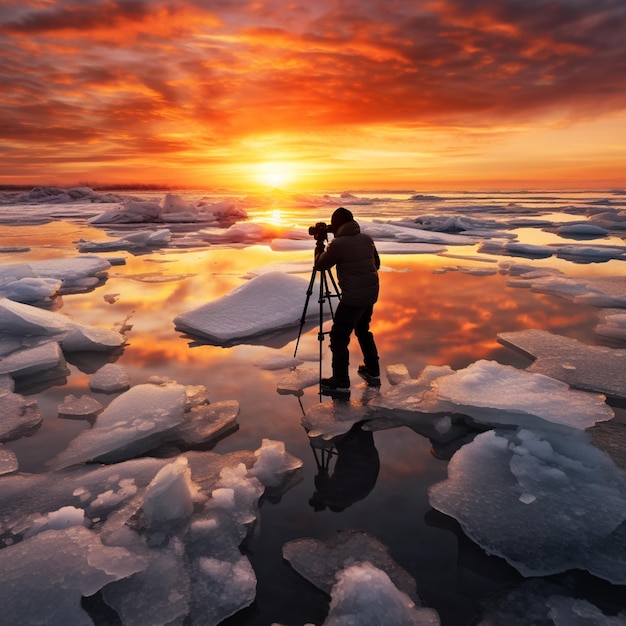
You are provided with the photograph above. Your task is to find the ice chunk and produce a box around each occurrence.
[283,530,420,603]
[499,329,626,398]
[276,366,320,394]
[0,444,18,475]
[0,256,110,302]
[0,341,65,378]
[0,297,125,351]
[557,223,609,237]
[207,463,264,525]
[386,363,412,385]
[77,229,172,252]
[596,309,626,341]
[324,562,440,626]
[429,428,626,582]
[23,505,86,538]
[555,244,626,263]
[49,382,188,468]
[142,457,201,530]
[0,526,146,626]
[58,394,104,419]
[173,271,317,344]
[0,386,42,442]
[509,271,626,308]
[102,545,189,626]
[434,360,614,430]
[89,362,131,393]
[248,438,303,487]
[173,400,239,446]
[189,554,256,625]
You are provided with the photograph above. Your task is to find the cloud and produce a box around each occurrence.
[1,0,625,186]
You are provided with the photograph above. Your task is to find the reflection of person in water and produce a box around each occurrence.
[309,424,380,512]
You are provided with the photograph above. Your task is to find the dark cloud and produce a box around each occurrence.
[0,1,149,33]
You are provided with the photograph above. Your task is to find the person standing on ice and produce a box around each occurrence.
[314,207,381,394]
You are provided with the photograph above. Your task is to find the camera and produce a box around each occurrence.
[308,222,333,241]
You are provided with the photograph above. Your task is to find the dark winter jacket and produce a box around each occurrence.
[314,220,380,307]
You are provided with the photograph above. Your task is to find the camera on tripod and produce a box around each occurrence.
[308,222,333,241]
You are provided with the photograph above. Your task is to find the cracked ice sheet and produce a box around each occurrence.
[498,329,626,399]
[428,428,626,583]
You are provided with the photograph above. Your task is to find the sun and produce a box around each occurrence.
[257,162,295,189]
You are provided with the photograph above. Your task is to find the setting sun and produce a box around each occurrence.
[256,162,296,189]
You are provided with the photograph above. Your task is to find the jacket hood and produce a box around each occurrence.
[334,220,360,237]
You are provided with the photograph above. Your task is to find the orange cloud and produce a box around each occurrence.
[1,0,625,188]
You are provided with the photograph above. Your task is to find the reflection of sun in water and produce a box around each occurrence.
[269,209,282,225]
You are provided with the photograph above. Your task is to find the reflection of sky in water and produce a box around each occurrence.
[0,215,622,626]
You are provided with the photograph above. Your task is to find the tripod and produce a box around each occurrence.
[293,240,341,386]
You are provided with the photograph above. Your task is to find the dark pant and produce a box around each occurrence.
[329,301,379,383]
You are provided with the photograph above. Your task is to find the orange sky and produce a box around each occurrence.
[1,0,625,191]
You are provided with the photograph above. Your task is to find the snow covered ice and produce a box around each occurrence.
[174,271,318,345]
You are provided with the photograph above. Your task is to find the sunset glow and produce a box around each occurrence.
[1,1,625,190]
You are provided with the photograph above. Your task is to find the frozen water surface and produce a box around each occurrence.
[1,188,626,625]
[498,329,626,398]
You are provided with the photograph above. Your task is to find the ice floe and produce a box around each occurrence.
[0,444,18,475]
[49,382,194,468]
[174,271,317,345]
[596,309,626,341]
[0,256,111,303]
[498,329,626,399]
[77,229,172,253]
[370,360,614,434]
[428,427,626,583]
[283,531,440,625]
[0,297,126,352]
[508,269,626,307]
[0,382,43,442]
[0,526,146,626]
[0,437,302,626]
[89,362,131,393]
[58,394,104,419]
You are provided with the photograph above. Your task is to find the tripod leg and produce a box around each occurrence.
[293,266,318,357]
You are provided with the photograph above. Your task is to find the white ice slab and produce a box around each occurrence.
[0,297,126,352]
[173,271,316,344]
